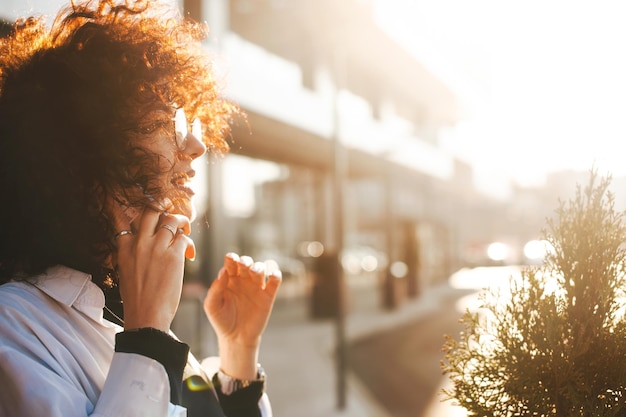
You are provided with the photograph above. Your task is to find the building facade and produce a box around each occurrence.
[0,0,539,316]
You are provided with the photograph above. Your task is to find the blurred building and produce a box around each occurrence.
[194,0,466,307]
[0,0,548,314]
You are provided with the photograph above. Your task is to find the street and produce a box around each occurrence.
[173,266,517,416]
[347,285,475,417]
[242,266,524,417]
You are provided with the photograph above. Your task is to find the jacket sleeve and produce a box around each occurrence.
[0,348,186,417]
[92,352,188,417]
[0,281,188,417]
[114,328,190,404]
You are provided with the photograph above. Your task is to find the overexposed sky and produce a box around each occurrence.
[375,0,626,194]
[7,0,626,195]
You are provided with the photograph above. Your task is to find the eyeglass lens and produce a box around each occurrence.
[174,108,202,149]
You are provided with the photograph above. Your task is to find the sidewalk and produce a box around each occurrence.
[260,282,469,417]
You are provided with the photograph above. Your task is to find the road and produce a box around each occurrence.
[256,266,521,417]
[347,286,476,417]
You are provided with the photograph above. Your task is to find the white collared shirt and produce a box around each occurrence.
[0,265,186,417]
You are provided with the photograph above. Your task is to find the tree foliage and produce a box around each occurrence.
[442,171,626,416]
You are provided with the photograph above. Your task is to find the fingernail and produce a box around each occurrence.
[239,256,253,266]
[186,245,196,261]
[269,270,282,279]
[251,262,266,274]
[226,252,240,261]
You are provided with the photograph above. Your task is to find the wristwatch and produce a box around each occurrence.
[217,365,266,395]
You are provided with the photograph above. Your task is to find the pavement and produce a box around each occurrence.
[172,278,472,417]
[259,281,470,417]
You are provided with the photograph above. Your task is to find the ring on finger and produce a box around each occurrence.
[160,224,184,238]
[160,224,178,238]
[114,230,133,240]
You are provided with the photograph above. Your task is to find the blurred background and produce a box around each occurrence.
[3,1,626,416]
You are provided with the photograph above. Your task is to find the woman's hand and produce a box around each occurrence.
[108,199,196,333]
[204,253,282,379]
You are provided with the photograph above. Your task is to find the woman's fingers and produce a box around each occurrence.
[154,212,190,236]
[162,213,191,235]
[220,252,282,292]
[238,255,254,271]
[106,199,131,234]
[104,195,135,244]
[133,207,159,240]
[115,209,192,258]
[119,212,193,332]
[170,233,196,261]
[204,267,228,311]
[250,262,266,286]
[224,253,240,276]
[265,269,282,295]
[155,213,191,248]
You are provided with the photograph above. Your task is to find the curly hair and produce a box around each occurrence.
[0,0,238,285]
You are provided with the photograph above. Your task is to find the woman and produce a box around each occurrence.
[0,1,281,416]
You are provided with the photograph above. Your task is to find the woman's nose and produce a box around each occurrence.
[183,130,207,160]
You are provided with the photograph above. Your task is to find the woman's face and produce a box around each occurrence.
[127,108,207,221]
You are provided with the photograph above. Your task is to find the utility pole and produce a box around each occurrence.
[331,46,348,410]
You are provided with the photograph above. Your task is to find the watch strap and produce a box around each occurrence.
[216,365,266,395]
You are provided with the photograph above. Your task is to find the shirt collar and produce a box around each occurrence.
[32,265,106,320]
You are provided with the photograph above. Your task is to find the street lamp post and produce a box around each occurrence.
[331,47,348,411]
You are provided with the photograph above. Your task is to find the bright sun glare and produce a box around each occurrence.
[374,0,626,197]
[13,0,626,199]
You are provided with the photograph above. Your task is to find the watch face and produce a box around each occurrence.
[218,365,266,395]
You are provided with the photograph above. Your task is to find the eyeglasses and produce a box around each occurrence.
[173,108,202,151]
[128,108,202,151]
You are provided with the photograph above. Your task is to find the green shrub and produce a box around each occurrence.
[442,171,626,416]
